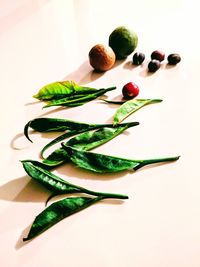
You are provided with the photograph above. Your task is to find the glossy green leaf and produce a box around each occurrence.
[66,125,133,150]
[22,160,80,194]
[43,87,116,108]
[23,196,103,241]
[42,122,139,166]
[40,129,89,157]
[24,117,120,143]
[113,99,163,125]
[33,80,97,100]
[24,118,92,142]
[62,145,180,173]
[21,160,128,199]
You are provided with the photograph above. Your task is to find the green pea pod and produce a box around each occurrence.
[33,80,98,100]
[62,145,180,173]
[21,160,128,200]
[41,122,139,158]
[43,87,116,108]
[23,196,104,241]
[113,99,163,125]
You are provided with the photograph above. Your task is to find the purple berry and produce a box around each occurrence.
[148,60,161,72]
[167,53,181,65]
[132,52,145,65]
[151,50,165,62]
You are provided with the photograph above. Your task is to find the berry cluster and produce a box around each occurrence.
[132,50,181,72]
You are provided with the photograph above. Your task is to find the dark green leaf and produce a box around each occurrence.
[24,118,95,142]
[33,81,97,100]
[40,129,89,159]
[21,160,128,200]
[23,196,103,241]
[66,125,130,150]
[113,99,163,125]
[42,122,139,166]
[62,145,180,173]
[22,160,80,194]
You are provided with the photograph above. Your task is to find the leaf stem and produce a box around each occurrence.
[81,188,129,199]
[134,156,180,170]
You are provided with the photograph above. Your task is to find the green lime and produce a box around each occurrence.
[109,26,138,59]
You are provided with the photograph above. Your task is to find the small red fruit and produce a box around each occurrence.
[122,82,139,99]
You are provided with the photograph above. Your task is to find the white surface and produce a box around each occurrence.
[1,0,200,266]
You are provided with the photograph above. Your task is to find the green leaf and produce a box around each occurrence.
[41,122,139,166]
[24,118,93,142]
[43,87,116,108]
[33,81,97,100]
[113,99,163,125]
[22,160,80,194]
[24,117,115,144]
[21,160,128,200]
[40,129,89,158]
[66,125,132,150]
[23,196,103,241]
[62,145,180,173]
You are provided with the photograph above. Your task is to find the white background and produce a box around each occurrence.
[0,0,200,266]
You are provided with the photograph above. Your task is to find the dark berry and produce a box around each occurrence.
[122,82,139,100]
[132,52,145,65]
[167,53,181,65]
[151,50,165,62]
[148,60,161,72]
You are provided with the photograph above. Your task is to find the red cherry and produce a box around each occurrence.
[122,82,139,100]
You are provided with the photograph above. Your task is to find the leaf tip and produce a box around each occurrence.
[23,237,29,242]
[32,94,39,99]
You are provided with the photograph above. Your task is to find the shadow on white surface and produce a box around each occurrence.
[24,101,39,106]
[63,61,105,85]
[10,133,27,150]
[123,60,139,70]
[112,58,126,69]
[15,224,32,250]
[165,63,178,70]
[55,157,179,182]
[56,162,130,181]
[10,130,61,150]
[0,176,49,202]
[138,61,177,77]
[63,59,127,85]
[15,196,126,250]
